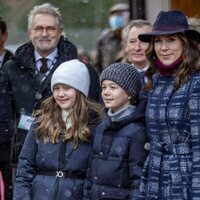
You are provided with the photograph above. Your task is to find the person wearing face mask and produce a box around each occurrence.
[93,3,130,74]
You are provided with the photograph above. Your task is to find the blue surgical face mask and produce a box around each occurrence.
[109,15,124,30]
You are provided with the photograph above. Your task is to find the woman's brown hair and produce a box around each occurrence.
[144,33,200,91]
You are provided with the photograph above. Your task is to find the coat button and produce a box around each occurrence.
[101,192,105,196]
[99,151,103,156]
[144,142,150,150]
[94,176,97,180]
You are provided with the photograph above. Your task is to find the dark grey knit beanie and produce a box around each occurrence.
[100,62,142,100]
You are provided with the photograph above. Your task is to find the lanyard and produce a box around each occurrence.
[34,54,58,103]
[36,54,58,81]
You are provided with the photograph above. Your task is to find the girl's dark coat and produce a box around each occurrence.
[14,122,96,200]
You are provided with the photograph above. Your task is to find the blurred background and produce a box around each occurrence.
[1,0,200,54]
[2,0,129,54]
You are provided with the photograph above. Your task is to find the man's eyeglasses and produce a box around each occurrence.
[33,26,57,34]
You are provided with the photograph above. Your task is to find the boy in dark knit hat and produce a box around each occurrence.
[83,62,149,200]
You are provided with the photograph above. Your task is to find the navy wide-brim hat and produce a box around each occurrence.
[139,10,200,43]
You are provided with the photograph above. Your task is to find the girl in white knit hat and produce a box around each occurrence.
[14,59,102,200]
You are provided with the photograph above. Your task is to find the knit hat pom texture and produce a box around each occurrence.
[100,62,142,100]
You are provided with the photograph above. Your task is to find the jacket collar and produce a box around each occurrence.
[103,95,147,130]
[12,36,77,70]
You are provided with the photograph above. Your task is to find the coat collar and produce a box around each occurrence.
[12,36,77,71]
[102,95,147,130]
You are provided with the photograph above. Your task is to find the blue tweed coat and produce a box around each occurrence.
[138,73,200,200]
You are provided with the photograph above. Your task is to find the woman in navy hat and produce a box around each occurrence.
[137,10,200,199]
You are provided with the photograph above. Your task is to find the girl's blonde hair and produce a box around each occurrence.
[34,91,102,148]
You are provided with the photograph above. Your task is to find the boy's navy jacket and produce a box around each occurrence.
[84,98,149,200]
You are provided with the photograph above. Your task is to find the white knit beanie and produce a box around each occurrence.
[51,59,90,97]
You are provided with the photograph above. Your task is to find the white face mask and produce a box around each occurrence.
[109,11,130,30]
[109,15,124,30]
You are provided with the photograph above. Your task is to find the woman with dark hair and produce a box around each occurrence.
[138,10,200,199]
